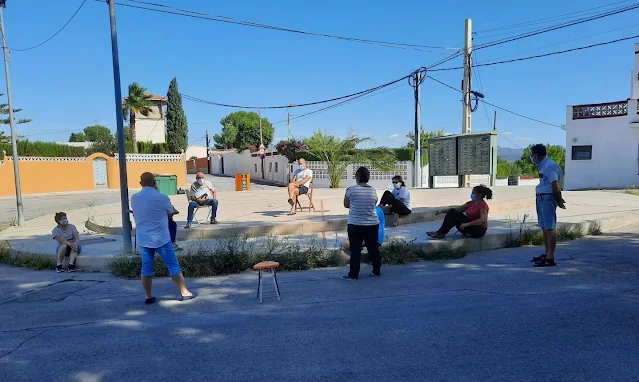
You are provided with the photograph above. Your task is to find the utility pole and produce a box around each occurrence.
[287,103,294,139]
[408,68,426,188]
[460,18,473,188]
[0,2,24,226]
[205,129,211,174]
[258,109,265,180]
[106,0,132,253]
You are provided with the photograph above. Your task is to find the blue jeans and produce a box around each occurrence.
[168,218,177,243]
[536,195,558,230]
[187,199,218,223]
[140,241,181,277]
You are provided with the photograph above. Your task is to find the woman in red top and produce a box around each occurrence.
[427,185,492,239]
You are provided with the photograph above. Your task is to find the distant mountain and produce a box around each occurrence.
[498,146,523,162]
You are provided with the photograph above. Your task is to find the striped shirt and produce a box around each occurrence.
[346,184,379,226]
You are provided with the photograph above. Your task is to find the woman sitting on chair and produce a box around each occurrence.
[427,185,493,240]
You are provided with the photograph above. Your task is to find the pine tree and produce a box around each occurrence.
[165,78,188,154]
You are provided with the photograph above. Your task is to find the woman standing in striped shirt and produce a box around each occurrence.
[342,167,382,280]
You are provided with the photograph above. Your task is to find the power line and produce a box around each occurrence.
[426,75,561,128]
[470,52,493,130]
[431,33,639,72]
[182,70,415,109]
[108,0,458,54]
[11,0,88,52]
[474,0,634,36]
[474,3,639,51]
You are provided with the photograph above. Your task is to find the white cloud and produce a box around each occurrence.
[515,136,533,141]
[389,134,399,140]
[502,131,513,136]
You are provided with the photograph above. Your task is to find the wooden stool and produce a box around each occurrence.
[253,261,281,304]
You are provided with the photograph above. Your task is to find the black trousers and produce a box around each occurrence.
[380,191,412,216]
[437,209,487,238]
[347,224,381,278]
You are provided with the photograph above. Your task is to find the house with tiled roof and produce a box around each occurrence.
[123,93,168,144]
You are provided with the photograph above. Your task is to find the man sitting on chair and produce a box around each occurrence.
[185,172,219,228]
[288,158,313,216]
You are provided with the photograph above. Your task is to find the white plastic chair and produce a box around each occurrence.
[185,189,211,224]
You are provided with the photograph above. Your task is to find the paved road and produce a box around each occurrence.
[1,227,638,381]
[0,175,281,225]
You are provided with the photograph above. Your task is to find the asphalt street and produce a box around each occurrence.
[1,226,638,381]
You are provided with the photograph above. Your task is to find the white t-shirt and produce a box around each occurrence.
[294,168,313,188]
[52,224,79,242]
[392,186,411,210]
[191,180,215,199]
[346,184,379,226]
[131,187,174,248]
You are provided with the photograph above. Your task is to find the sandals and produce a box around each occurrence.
[534,259,557,267]
[531,254,546,262]
[427,231,445,240]
[287,211,297,216]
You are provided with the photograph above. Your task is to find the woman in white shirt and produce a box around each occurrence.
[380,175,412,227]
[342,167,382,280]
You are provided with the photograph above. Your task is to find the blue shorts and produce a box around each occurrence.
[55,243,82,256]
[536,195,558,230]
[139,241,182,277]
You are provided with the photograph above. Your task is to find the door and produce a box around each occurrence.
[93,158,107,187]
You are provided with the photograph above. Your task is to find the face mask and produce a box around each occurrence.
[470,194,477,202]
[298,165,304,170]
[197,179,204,185]
[393,183,401,189]
[530,155,537,165]
[60,219,68,225]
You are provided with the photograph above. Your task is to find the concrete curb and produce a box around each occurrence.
[13,208,637,273]
[85,197,537,240]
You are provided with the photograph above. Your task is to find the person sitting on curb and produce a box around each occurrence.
[287,158,313,216]
[427,185,493,240]
[186,172,219,228]
[380,175,412,227]
[131,172,196,305]
[52,212,81,273]
[343,204,386,250]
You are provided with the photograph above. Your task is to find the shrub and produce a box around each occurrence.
[0,140,86,157]
[0,245,56,270]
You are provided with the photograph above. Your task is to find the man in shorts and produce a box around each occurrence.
[131,172,196,304]
[529,144,566,268]
[287,158,313,215]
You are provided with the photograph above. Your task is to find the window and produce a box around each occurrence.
[275,162,279,172]
[269,162,273,172]
[571,145,592,160]
[254,164,258,172]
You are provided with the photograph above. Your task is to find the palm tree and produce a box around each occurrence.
[123,82,153,153]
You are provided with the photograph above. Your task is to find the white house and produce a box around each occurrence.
[562,42,639,190]
[124,93,168,144]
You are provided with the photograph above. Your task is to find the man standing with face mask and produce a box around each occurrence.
[185,172,219,228]
[529,144,566,267]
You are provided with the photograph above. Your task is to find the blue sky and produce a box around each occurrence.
[2,0,639,149]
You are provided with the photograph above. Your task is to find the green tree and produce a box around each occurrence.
[83,125,112,142]
[124,126,131,141]
[87,135,117,155]
[0,93,31,125]
[165,78,188,153]
[0,131,10,144]
[123,82,153,153]
[406,126,445,148]
[515,144,566,176]
[304,130,396,188]
[69,132,87,142]
[215,111,274,151]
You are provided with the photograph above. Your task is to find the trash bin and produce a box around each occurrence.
[154,174,178,195]
[235,173,251,191]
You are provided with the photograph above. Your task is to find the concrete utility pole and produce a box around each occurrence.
[287,103,294,139]
[460,18,473,188]
[0,2,25,226]
[493,110,497,130]
[106,0,132,253]
[205,129,211,174]
[409,68,426,188]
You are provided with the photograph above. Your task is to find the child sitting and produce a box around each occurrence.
[52,212,81,273]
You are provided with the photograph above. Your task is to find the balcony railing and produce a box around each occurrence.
[572,101,628,120]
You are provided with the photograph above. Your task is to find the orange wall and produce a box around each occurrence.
[0,153,186,196]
